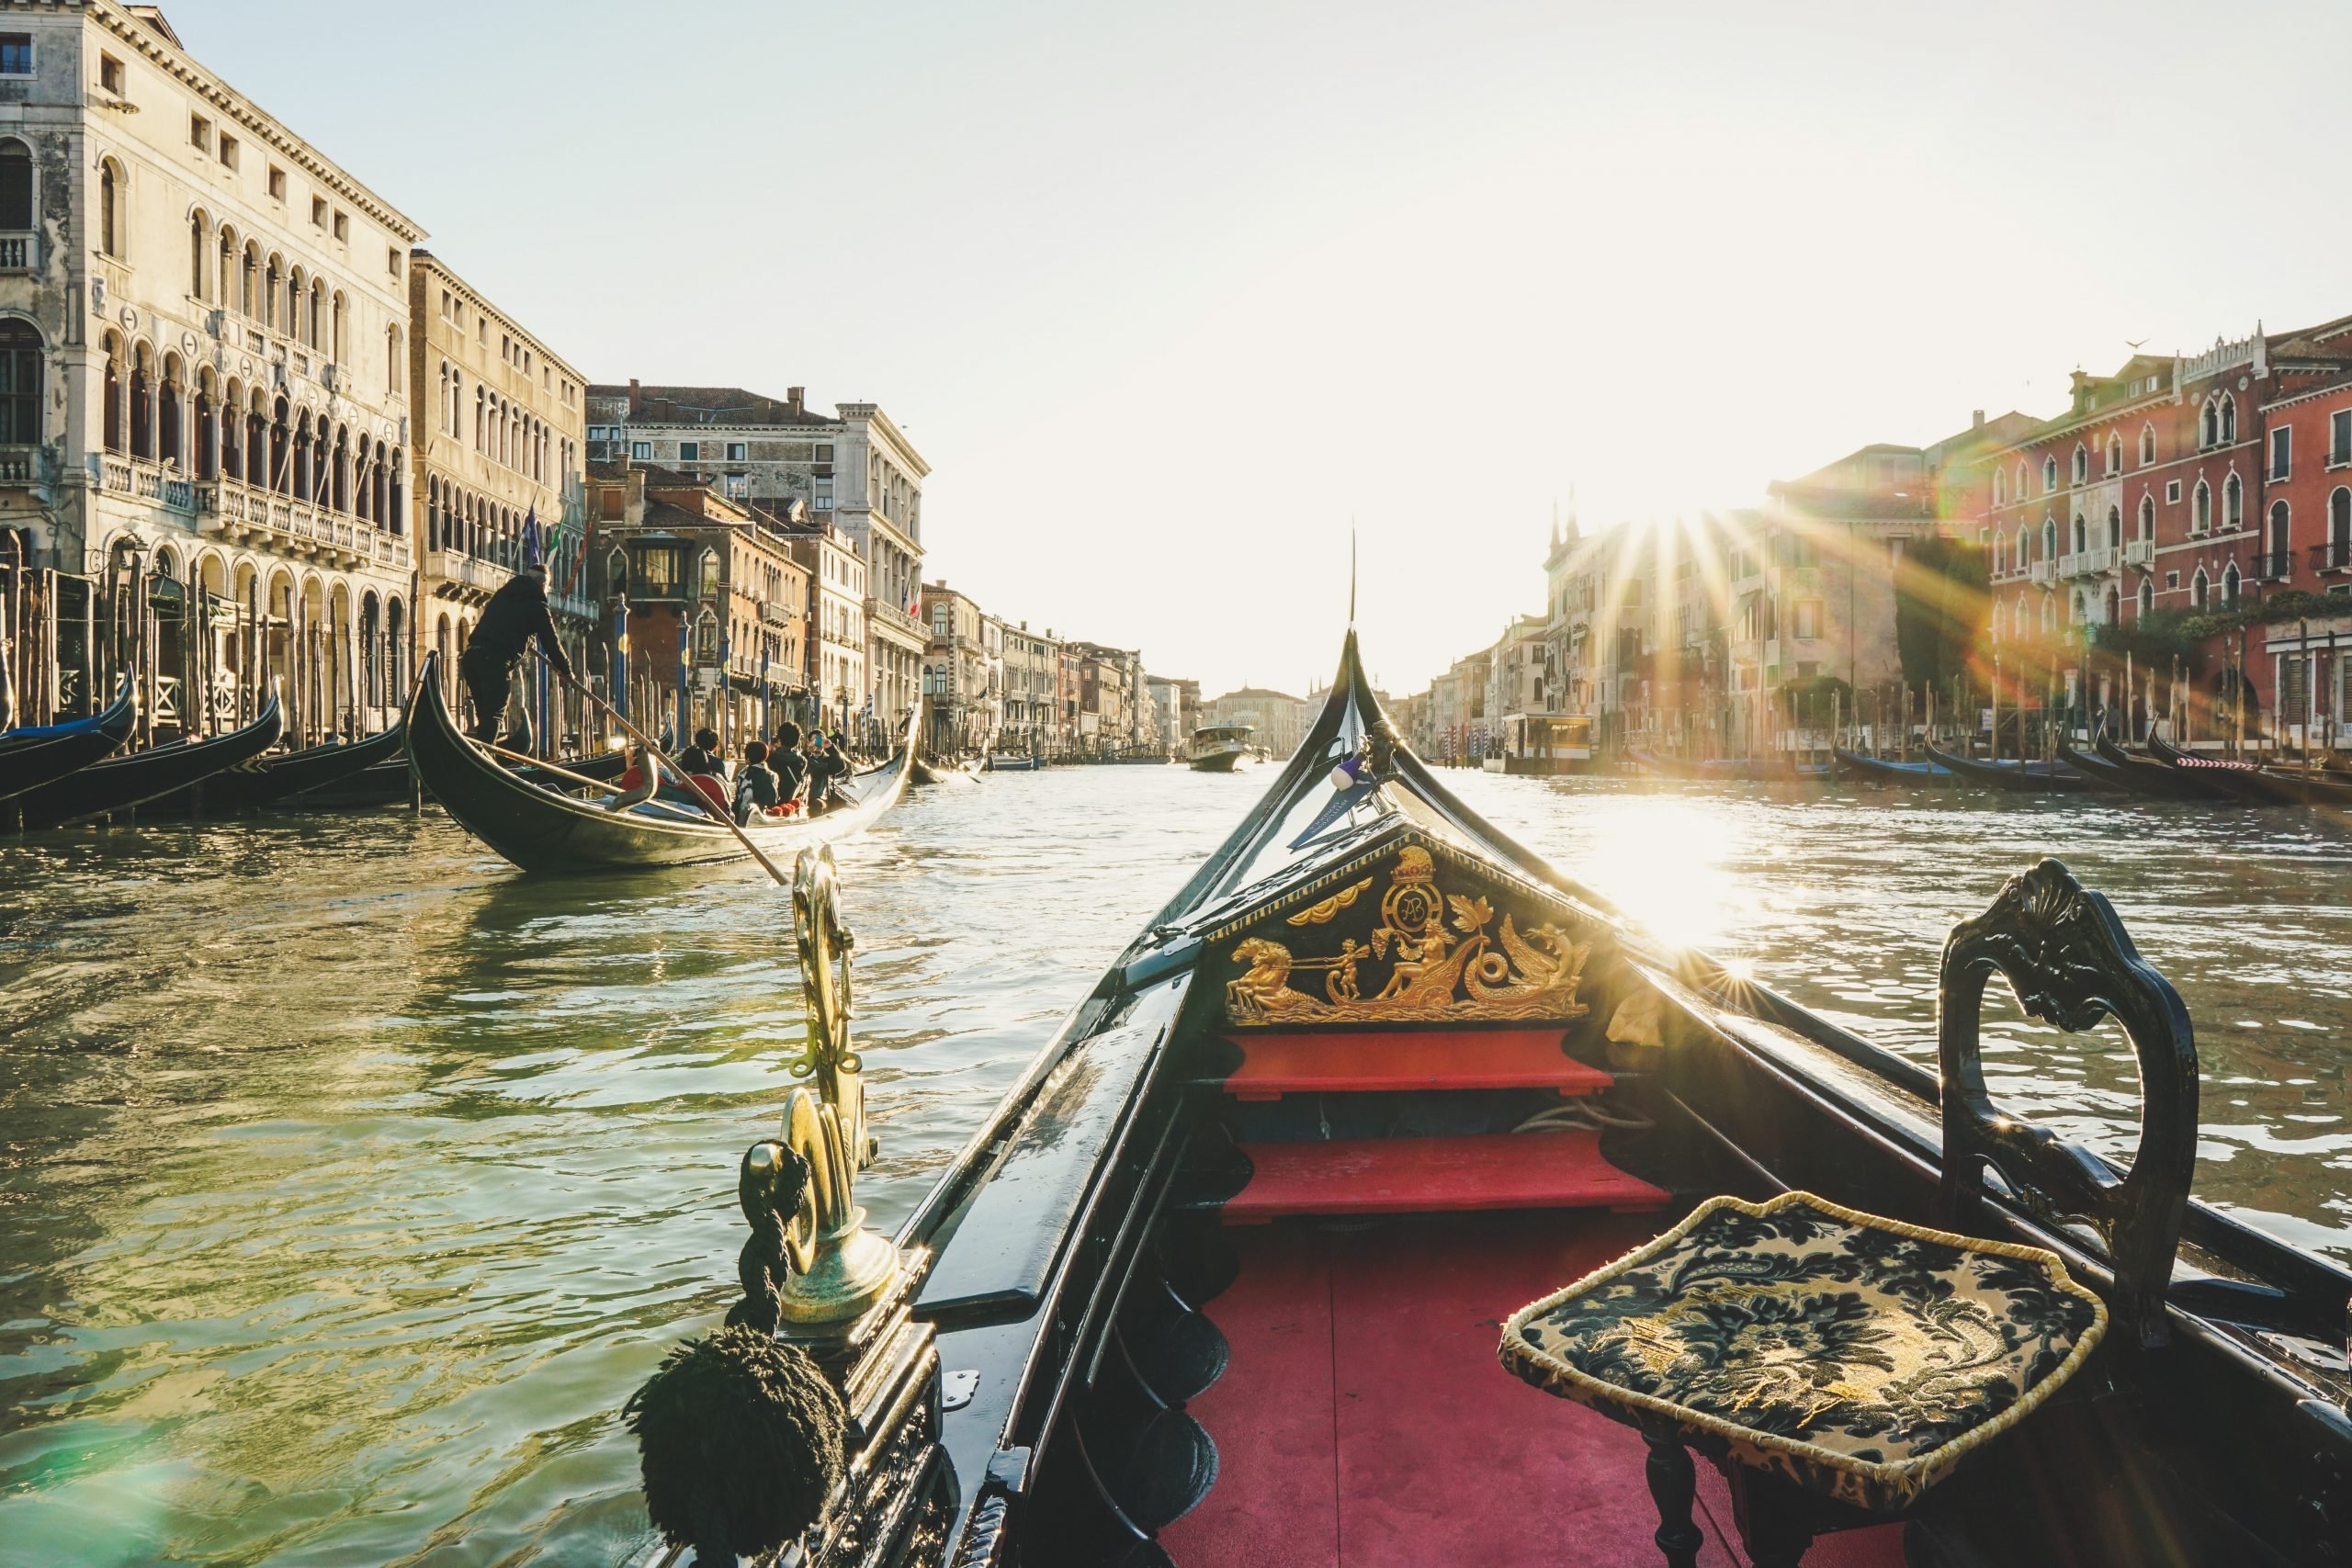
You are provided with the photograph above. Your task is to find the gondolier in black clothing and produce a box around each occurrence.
[459,558,571,743]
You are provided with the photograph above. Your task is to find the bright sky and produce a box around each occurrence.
[173,0,2352,697]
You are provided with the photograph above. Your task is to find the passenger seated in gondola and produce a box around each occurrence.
[768,724,809,803]
[673,728,724,818]
[732,741,802,825]
[805,731,850,815]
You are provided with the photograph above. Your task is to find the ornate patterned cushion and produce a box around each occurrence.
[1498,1191,2107,1512]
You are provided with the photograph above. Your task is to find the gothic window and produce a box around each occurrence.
[2071,514,2086,554]
[2335,488,2352,550]
[697,547,720,598]
[2269,500,2290,563]
[2191,568,2209,609]
[2202,400,2220,447]
[2015,524,2030,565]
[2224,472,2243,530]
[2138,493,2154,540]
[2140,424,2155,465]
[2106,434,2121,474]
[2193,479,2211,533]
[0,318,39,444]
[2222,398,2237,443]
[2041,517,2056,560]
[2222,561,2241,606]
[2106,505,2120,548]
[2138,578,2154,617]
[1992,468,2006,506]
[332,292,345,364]
[2072,444,2087,484]
[98,159,121,257]
[188,209,206,296]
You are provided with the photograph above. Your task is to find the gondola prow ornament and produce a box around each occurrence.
[625,844,943,1566]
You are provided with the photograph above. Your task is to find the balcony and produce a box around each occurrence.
[2121,537,2155,569]
[2311,541,2352,575]
[0,231,37,273]
[760,598,796,627]
[867,597,925,645]
[195,476,404,573]
[2029,559,2057,587]
[97,453,194,513]
[2247,550,2292,584]
[2059,546,2113,580]
[424,547,512,603]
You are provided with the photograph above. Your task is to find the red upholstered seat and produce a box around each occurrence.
[1222,1029,1613,1101]
[1226,1131,1668,1223]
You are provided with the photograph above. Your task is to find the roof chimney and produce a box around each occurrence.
[628,378,641,416]
[787,386,805,415]
[1972,409,1984,430]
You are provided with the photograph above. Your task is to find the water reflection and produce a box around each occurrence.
[0,766,2346,1563]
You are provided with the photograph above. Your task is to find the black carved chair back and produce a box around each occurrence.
[1936,857,2198,1349]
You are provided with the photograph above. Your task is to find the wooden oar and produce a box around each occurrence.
[532,652,791,887]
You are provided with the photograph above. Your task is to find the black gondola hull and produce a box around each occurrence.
[8,693,284,829]
[0,675,137,805]
[406,651,918,874]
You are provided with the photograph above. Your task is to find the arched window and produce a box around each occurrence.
[2042,457,2057,493]
[2193,479,2211,533]
[241,242,258,317]
[2072,444,2088,484]
[2106,434,2121,475]
[1991,534,2005,577]
[2269,499,2290,558]
[2013,596,2028,637]
[215,224,234,309]
[1992,469,2006,506]
[2138,493,2154,540]
[2104,584,2120,624]
[0,318,40,444]
[2040,595,2054,633]
[188,209,207,297]
[2041,517,2057,560]
[2106,504,2120,549]
[2202,400,2220,447]
[2191,568,2209,609]
[2334,488,2352,558]
[98,159,120,257]
[0,140,30,231]
[696,547,719,598]
[2222,398,2237,443]
[2224,471,2243,530]
[2139,424,2155,465]
[2071,513,2086,555]
[2016,461,2030,500]
[332,292,345,364]
[694,609,719,664]
[2222,561,2241,607]
[2016,524,2030,565]
[262,254,281,331]
[308,279,324,351]
[2139,578,2154,617]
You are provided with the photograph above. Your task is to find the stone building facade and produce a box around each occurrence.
[583,461,811,747]
[408,248,589,728]
[920,579,990,754]
[0,2,423,744]
[997,619,1059,757]
[583,381,927,742]
[781,514,865,744]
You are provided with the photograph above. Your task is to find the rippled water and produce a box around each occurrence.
[1,764,2347,1565]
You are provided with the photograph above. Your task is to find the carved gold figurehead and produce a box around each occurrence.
[767,846,900,1325]
[1223,840,1592,1027]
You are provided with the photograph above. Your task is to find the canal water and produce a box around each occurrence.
[2,763,2348,1565]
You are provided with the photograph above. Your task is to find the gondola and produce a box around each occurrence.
[1834,748,1956,784]
[143,716,409,815]
[5,691,284,830]
[616,626,2352,1568]
[1630,750,1835,782]
[2054,739,2154,796]
[1922,741,2097,795]
[2090,733,2243,803]
[405,651,918,874]
[0,672,137,804]
[2145,731,2352,807]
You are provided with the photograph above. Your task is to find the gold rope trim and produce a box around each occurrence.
[1200,827,1582,946]
[1498,1190,2109,1499]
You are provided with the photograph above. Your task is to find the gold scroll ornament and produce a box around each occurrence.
[1224,844,1591,1025]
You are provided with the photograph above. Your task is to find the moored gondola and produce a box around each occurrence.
[6,691,285,830]
[2145,730,2352,807]
[144,715,410,815]
[1924,741,2097,794]
[2091,733,2243,803]
[1834,748,1956,784]
[406,650,919,874]
[616,626,2352,1568]
[0,673,137,804]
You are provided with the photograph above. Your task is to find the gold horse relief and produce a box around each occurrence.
[1224,845,1591,1025]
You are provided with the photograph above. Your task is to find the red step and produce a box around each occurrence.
[1224,1130,1668,1224]
[1222,1029,1612,1101]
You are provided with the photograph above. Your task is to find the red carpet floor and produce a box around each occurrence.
[1160,1212,1906,1568]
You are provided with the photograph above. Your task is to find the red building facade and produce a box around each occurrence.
[1969,321,2352,741]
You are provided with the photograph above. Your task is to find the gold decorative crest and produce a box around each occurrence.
[1223,844,1591,1025]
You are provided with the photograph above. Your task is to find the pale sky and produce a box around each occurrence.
[172,0,2352,697]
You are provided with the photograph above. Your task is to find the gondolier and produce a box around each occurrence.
[458,538,571,744]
